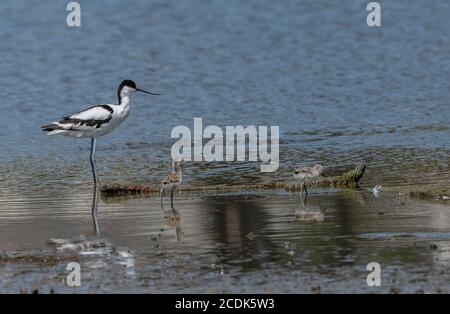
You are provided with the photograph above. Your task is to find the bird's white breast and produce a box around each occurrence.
[97,103,130,136]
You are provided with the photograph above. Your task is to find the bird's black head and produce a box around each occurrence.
[117,79,160,103]
[120,80,137,90]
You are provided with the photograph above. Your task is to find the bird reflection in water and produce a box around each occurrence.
[295,194,324,222]
[163,209,183,242]
[91,184,100,234]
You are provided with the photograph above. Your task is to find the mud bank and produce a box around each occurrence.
[101,163,367,196]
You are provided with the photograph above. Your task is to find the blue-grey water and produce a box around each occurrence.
[1,0,450,293]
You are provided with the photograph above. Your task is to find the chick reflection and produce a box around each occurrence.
[296,194,324,222]
[162,209,183,242]
[295,204,325,222]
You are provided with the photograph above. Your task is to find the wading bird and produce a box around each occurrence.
[294,164,324,200]
[42,80,159,231]
[160,160,182,215]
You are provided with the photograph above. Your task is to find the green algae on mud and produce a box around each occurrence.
[100,163,366,196]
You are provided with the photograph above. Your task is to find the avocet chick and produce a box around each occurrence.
[294,164,324,198]
[160,160,182,214]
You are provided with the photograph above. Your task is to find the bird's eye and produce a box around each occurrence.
[294,171,299,174]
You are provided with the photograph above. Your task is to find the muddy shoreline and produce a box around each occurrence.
[100,163,367,196]
[1,240,449,294]
[99,161,450,203]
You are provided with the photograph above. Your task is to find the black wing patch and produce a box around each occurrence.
[60,105,113,129]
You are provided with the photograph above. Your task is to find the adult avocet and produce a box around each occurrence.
[42,79,159,183]
[42,80,159,230]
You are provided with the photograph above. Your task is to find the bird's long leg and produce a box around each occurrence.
[90,138,99,186]
[160,187,166,216]
[170,187,176,214]
[299,181,304,199]
[89,138,100,234]
[304,183,308,196]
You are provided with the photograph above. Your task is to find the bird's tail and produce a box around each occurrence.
[41,123,66,135]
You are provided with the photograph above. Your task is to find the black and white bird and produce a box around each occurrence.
[42,79,159,188]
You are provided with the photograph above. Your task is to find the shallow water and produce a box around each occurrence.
[1,190,450,293]
[1,0,450,293]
